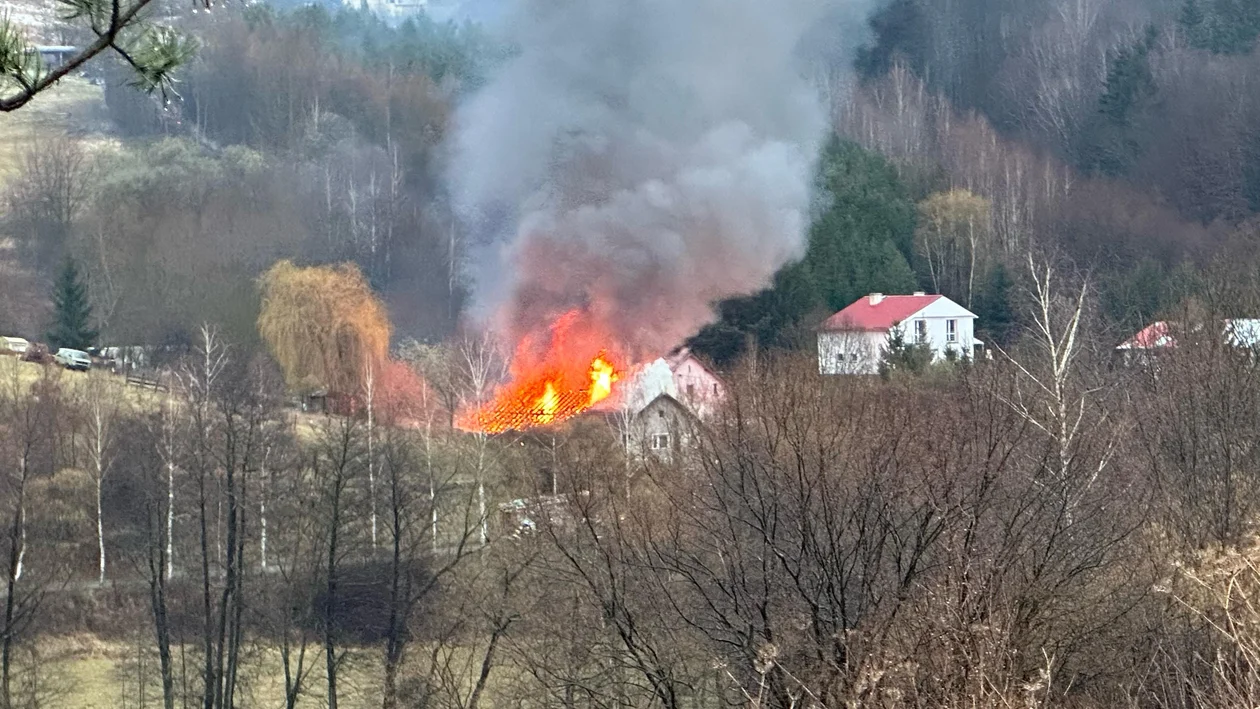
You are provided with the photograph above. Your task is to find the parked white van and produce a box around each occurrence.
[54,348,92,371]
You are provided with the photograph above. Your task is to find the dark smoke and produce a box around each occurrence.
[450,0,872,361]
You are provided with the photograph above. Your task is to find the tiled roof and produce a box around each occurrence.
[819,294,942,332]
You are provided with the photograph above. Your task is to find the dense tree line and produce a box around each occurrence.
[691,0,1260,363]
[7,261,1260,707]
[7,0,1260,365]
[2,5,492,347]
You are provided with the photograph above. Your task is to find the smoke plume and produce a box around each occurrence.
[450,0,866,362]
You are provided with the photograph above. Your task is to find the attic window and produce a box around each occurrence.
[651,433,670,450]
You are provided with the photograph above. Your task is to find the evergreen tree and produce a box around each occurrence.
[878,324,934,380]
[799,139,918,312]
[1077,26,1160,176]
[0,0,193,112]
[1178,0,1208,47]
[689,140,918,365]
[47,259,99,351]
[973,263,1016,347]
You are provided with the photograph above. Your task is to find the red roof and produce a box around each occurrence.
[1117,321,1173,350]
[819,294,942,332]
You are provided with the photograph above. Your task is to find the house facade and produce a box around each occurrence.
[817,293,979,375]
[612,348,725,463]
[666,347,725,419]
[1116,319,1260,365]
[626,393,701,464]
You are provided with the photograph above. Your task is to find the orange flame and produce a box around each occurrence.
[456,311,626,434]
[537,382,560,425]
[589,356,618,405]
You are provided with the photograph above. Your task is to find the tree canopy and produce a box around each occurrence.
[257,260,391,395]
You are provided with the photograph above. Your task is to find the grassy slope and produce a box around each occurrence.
[0,355,168,409]
[0,76,115,186]
[36,638,386,708]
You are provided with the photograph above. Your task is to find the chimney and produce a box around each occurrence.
[868,293,884,306]
[913,291,925,296]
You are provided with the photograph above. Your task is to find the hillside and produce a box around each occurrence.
[0,77,114,183]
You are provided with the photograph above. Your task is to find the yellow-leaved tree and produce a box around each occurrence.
[916,189,993,308]
[257,260,391,395]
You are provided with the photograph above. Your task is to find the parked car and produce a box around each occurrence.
[21,342,51,364]
[1,336,29,355]
[54,348,92,371]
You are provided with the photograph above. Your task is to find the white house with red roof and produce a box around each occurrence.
[1116,319,1260,365]
[817,292,979,375]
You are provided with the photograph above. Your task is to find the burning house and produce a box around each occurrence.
[444,0,835,441]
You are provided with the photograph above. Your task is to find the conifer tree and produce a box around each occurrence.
[47,258,98,350]
[0,0,194,112]
[878,323,934,379]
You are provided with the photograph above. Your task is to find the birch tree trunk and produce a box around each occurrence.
[85,374,119,586]
[365,364,378,553]
[1,457,28,709]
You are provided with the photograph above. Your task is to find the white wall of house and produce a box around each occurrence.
[818,331,886,375]
[672,356,724,418]
[899,298,978,361]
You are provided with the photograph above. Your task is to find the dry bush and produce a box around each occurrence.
[1142,542,1260,709]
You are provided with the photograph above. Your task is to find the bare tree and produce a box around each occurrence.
[131,412,178,709]
[997,254,1118,513]
[458,332,508,547]
[81,373,126,585]
[379,425,481,709]
[0,367,56,708]
[3,138,89,273]
[312,414,364,709]
[181,325,229,709]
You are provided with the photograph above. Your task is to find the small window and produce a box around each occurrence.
[651,433,670,450]
[915,319,927,341]
[712,383,718,395]
[687,383,695,398]
[946,319,957,343]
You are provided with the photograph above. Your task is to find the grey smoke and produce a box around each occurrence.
[449,0,872,361]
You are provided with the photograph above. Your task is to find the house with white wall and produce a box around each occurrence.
[817,293,979,375]
[665,347,724,418]
[1115,318,1260,366]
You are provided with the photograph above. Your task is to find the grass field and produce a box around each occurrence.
[0,355,169,410]
[29,636,389,709]
[0,75,116,185]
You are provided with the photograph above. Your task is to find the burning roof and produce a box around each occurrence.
[456,310,623,434]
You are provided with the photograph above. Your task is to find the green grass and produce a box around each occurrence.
[0,76,114,185]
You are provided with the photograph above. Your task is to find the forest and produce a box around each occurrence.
[5,0,1260,707]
